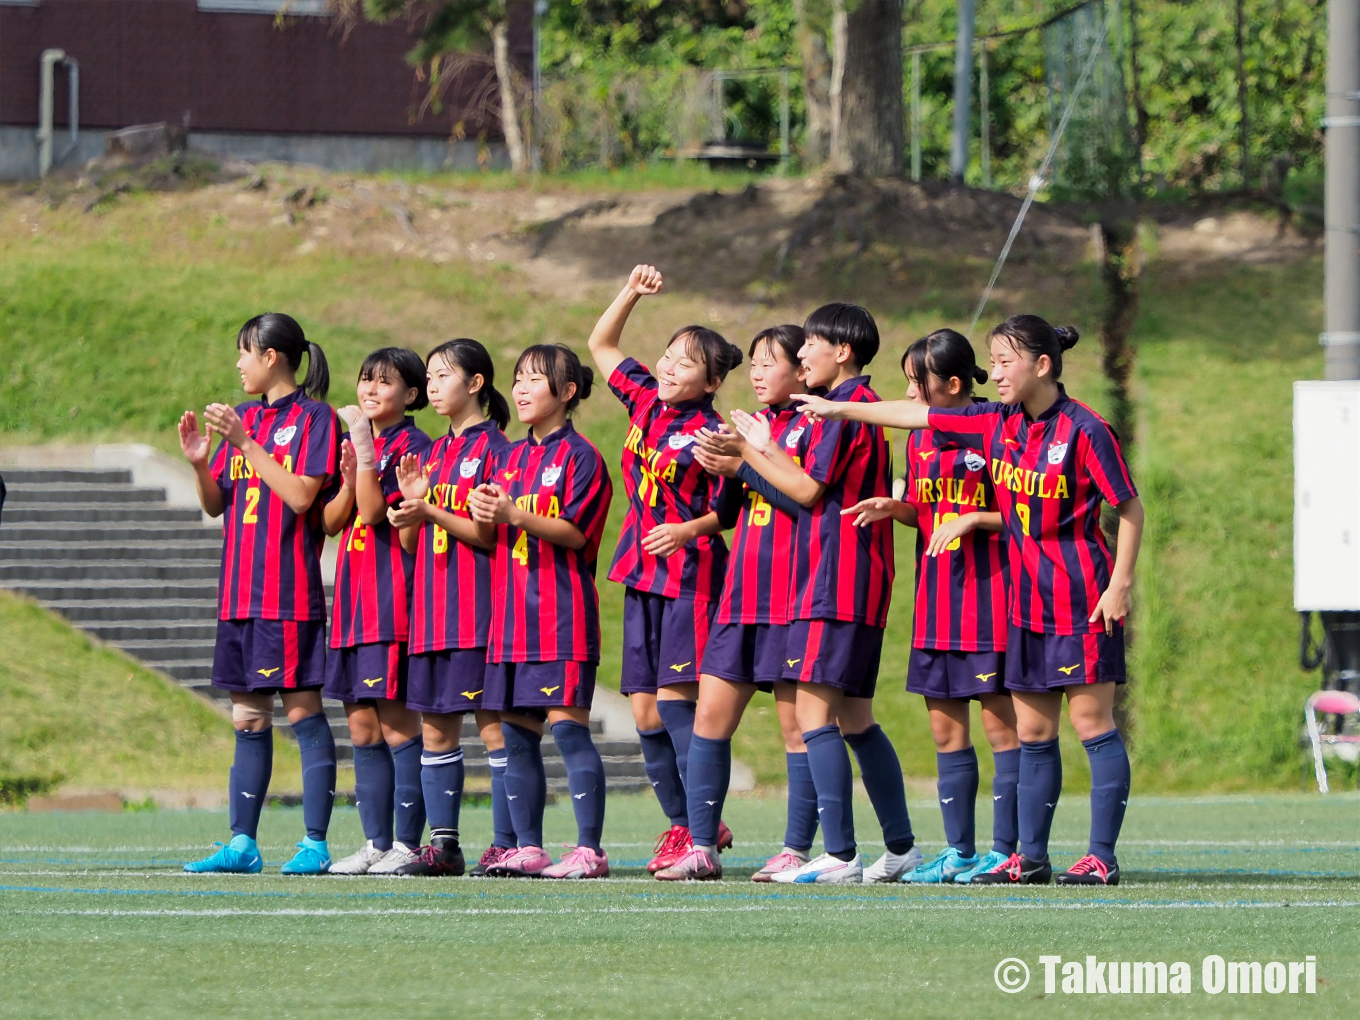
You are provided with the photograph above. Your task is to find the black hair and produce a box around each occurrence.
[237,312,329,400]
[901,329,988,400]
[803,302,880,368]
[668,325,744,385]
[514,344,595,415]
[359,347,429,412]
[988,314,1080,380]
[426,337,510,430]
[748,324,804,366]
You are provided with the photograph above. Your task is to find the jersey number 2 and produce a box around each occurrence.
[242,488,260,524]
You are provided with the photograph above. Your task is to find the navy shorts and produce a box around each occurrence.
[483,661,597,720]
[213,618,326,693]
[700,621,790,691]
[324,641,407,704]
[1004,623,1127,693]
[621,588,715,694]
[406,647,489,714]
[907,648,1007,701]
[781,619,883,699]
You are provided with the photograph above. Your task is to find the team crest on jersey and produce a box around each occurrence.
[459,457,481,479]
[378,454,391,472]
[668,434,696,450]
[1047,442,1068,465]
[964,451,986,472]
[272,425,297,446]
[540,464,563,488]
[784,426,805,449]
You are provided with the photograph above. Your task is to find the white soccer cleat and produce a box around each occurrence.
[327,840,388,876]
[366,841,420,875]
[772,851,864,885]
[862,846,923,883]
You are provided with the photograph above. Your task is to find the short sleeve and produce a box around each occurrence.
[296,404,339,479]
[927,402,1004,452]
[560,445,613,556]
[381,430,431,506]
[1079,422,1137,507]
[802,417,854,485]
[607,357,658,417]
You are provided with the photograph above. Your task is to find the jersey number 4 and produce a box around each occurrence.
[512,530,530,566]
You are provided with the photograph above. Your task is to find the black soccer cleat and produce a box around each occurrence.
[1056,854,1120,886]
[968,852,1052,885]
[392,835,466,877]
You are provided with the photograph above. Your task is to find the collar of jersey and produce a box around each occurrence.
[525,420,576,447]
[257,389,303,411]
[377,416,417,441]
[824,375,871,401]
[661,392,715,414]
[1023,383,1071,425]
[445,418,497,441]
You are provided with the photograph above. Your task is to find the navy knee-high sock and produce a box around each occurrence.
[1018,738,1062,861]
[502,723,546,847]
[1083,728,1130,864]
[656,699,696,788]
[935,747,979,858]
[229,727,273,839]
[636,726,688,826]
[686,735,731,848]
[487,749,516,849]
[803,725,855,858]
[391,736,426,848]
[420,747,464,839]
[783,751,818,854]
[292,712,336,842]
[990,748,1020,855]
[844,725,914,854]
[352,741,395,850]
[551,721,606,853]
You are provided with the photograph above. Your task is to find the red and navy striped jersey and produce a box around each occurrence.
[928,385,1137,635]
[716,406,804,626]
[790,376,895,627]
[904,426,1008,651]
[210,389,339,622]
[408,420,510,653]
[486,423,613,663]
[329,418,433,648]
[606,357,729,601]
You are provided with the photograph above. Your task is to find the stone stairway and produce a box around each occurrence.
[0,466,648,792]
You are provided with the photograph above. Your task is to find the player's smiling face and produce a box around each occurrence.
[426,352,480,419]
[656,336,717,404]
[513,368,572,426]
[749,339,803,406]
[989,333,1048,405]
[798,333,846,390]
[235,342,274,395]
[357,369,415,428]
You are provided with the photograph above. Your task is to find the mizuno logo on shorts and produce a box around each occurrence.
[668,662,691,672]
[541,685,560,696]
[1057,664,1081,676]
[786,658,800,667]
[976,672,996,681]
[460,689,482,699]
[257,667,280,677]
[362,677,383,687]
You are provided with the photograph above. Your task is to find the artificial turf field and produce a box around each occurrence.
[1,792,1357,1017]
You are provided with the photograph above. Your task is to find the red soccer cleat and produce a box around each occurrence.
[717,819,734,852]
[646,824,692,873]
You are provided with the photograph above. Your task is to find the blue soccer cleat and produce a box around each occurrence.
[952,848,1010,884]
[902,846,978,884]
[184,833,264,874]
[280,837,331,875]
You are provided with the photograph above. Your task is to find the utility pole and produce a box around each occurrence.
[949,0,976,182]
[1324,0,1360,379]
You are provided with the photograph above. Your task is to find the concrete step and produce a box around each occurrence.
[84,621,220,642]
[0,468,132,485]
[9,579,218,601]
[3,504,205,524]
[0,523,218,543]
[43,598,219,622]
[117,640,216,662]
[0,540,220,562]
[4,482,167,504]
[156,659,214,681]
[0,560,220,582]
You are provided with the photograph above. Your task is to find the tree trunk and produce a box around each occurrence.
[492,19,528,173]
[832,0,905,176]
[828,0,849,169]
[794,0,833,166]
[1233,0,1251,186]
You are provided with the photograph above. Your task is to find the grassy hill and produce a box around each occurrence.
[0,169,1325,791]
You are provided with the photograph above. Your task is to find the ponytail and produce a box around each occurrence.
[427,337,510,430]
[901,328,985,400]
[237,312,330,400]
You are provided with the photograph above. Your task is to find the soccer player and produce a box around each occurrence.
[723,303,919,884]
[794,314,1143,886]
[180,313,340,875]
[655,325,819,881]
[386,338,511,877]
[468,344,614,878]
[587,265,743,873]
[841,330,1020,884]
[321,348,433,875]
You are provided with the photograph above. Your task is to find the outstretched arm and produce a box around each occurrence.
[587,264,663,381]
[792,393,931,431]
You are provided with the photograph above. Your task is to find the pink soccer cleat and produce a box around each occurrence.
[487,845,552,877]
[717,819,734,852]
[542,845,610,880]
[654,846,722,882]
[751,849,810,883]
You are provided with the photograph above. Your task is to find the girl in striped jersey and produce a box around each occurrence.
[795,315,1144,887]
[387,339,512,877]
[656,325,820,882]
[180,313,340,875]
[587,264,744,873]
[469,344,614,878]
[320,348,433,875]
[842,330,1020,884]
